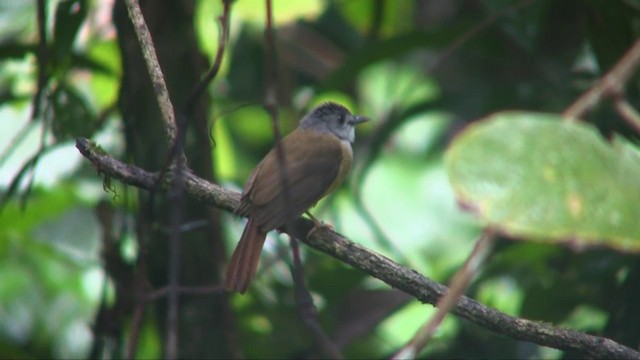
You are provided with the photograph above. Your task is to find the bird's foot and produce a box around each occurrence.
[305,211,334,237]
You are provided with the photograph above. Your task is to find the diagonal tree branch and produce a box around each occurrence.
[563,39,640,120]
[75,138,640,360]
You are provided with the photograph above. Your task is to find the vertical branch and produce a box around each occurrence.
[122,0,178,145]
[127,209,153,358]
[20,104,51,209]
[165,154,186,360]
[127,299,146,359]
[289,237,343,359]
[263,0,294,221]
[183,0,233,114]
[264,0,278,113]
[264,0,282,142]
[262,8,335,357]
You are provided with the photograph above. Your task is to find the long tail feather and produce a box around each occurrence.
[225,219,267,293]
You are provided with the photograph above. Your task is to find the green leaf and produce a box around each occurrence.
[445,111,640,252]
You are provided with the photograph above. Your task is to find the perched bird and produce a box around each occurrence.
[225,102,369,293]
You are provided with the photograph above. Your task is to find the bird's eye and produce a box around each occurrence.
[339,114,346,125]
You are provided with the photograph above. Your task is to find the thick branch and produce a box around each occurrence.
[75,138,640,359]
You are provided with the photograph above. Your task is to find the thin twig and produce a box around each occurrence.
[613,96,640,134]
[165,156,186,360]
[263,0,294,222]
[20,105,50,210]
[127,300,146,359]
[289,236,343,359]
[122,0,178,144]
[126,241,152,359]
[264,0,279,115]
[393,230,495,359]
[0,120,36,168]
[11,0,51,212]
[183,0,232,114]
[563,39,640,120]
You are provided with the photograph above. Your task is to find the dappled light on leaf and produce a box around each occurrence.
[446,111,640,252]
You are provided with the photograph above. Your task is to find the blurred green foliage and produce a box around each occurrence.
[0,0,639,358]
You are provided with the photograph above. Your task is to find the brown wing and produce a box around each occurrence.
[241,129,345,231]
[235,160,264,217]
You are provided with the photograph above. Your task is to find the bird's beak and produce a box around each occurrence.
[349,115,370,125]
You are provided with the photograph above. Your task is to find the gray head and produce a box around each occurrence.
[298,102,369,143]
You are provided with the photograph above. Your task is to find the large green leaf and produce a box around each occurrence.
[445,111,640,252]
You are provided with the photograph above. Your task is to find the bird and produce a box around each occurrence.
[225,102,369,293]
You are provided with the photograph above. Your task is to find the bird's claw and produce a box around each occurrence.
[307,221,335,238]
